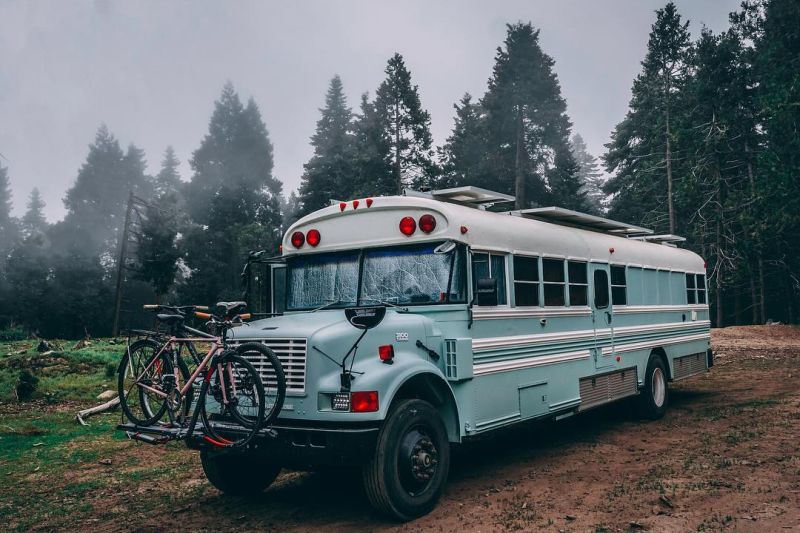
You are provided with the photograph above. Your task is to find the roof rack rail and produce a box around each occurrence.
[509,206,654,236]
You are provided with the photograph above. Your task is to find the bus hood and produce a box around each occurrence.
[228,310,347,340]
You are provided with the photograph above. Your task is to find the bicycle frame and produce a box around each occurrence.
[134,335,230,404]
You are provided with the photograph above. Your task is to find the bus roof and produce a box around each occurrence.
[284,194,705,273]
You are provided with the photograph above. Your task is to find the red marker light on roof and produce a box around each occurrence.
[460,225,468,234]
[366,198,373,207]
[339,202,346,212]
[306,229,321,247]
[399,216,416,236]
[353,200,360,209]
[419,214,436,233]
[609,247,615,254]
[291,231,305,248]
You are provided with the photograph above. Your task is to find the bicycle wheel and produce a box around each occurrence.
[200,353,265,447]
[117,339,172,426]
[234,343,286,426]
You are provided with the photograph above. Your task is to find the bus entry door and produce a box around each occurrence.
[590,263,615,369]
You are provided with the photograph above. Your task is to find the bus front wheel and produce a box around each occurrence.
[200,449,281,496]
[362,399,451,521]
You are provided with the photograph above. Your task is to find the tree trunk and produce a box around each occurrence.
[394,101,402,195]
[714,167,723,328]
[514,106,526,210]
[758,258,766,322]
[665,89,675,234]
[750,273,759,324]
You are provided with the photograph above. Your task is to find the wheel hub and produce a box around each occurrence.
[402,431,439,488]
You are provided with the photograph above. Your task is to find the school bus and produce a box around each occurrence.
[209,186,711,520]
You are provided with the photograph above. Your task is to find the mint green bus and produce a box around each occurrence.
[205,187,711,520]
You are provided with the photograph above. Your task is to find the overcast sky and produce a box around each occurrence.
[1,0,740,221]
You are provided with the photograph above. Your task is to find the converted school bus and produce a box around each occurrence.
[208,186,712,520]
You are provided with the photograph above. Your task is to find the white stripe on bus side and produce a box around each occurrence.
[472,320,710,352]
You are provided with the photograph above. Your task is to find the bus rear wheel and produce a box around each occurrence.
[200,449,281,496]
[362,399,450,521]
[638,353,669,420]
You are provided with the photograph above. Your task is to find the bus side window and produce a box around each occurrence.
[610,265,627,305]
[542,258,565,306]
[594,270,610,309]
[686,273,697,304]
[472,252,507,306]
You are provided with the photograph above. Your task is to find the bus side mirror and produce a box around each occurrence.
[476,278,498,307]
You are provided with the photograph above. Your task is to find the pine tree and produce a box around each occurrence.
[186,82,282,225]
[570,134,606,214]
[438,93,487,189]
[298,75,355,214]
[374,54,435,194]
[62,125,150,254]
[21,188,47,237]
[482,22,579,209]
[352,93,393,197]
[155,146,182,200]
[0,164,20,282]
[752,0,800,322]
[134,203,180,303]
[604,3,692,233]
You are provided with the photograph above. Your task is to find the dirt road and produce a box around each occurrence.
[12,326,800,531]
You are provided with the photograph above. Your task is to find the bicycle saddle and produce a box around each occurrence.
[216,301,247,315]
[156,313,185,325]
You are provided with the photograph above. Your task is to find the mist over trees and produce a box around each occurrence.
[0,0,797,337]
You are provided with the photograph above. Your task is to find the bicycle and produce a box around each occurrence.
[118,304,215,424]
[117,302,286,448]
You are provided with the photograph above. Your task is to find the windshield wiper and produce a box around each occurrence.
[308,299,344,313]
[359,298,409,312]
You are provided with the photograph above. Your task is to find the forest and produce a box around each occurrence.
[0,0,797,339]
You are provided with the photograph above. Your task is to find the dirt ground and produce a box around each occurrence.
[12,326,800,532]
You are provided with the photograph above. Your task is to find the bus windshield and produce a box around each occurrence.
[286,242,466,311]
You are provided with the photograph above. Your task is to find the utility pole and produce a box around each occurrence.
[112,192,134,337]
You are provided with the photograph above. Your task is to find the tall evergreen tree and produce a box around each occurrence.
[374,53,435,194]
[752,0,800,322]
[134,203,180,303]
[186,82,281,225]
[298,75,355,214]
[0,165,19,251]
[604,3,692,233]
[62,125,150,254]
[482,22,580,210]
[154,146,182,200]
[570,134,606,214]
[352,93,393,197]
[21,188,47,237]
[438,93,487,189]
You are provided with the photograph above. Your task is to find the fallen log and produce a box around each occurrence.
[76,395,121,426]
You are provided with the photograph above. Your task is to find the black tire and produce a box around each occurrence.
[638,353,669,420]
[200,449,281,496]
[201,353,265,448]
[235,342,286,426]
[362,399,451,521]
[118,339,189,426]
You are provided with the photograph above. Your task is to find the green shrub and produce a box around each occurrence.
[0,325,27,342]
[105,362,116,378]
[15,370,39,401]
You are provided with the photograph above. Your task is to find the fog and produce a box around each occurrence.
[0,0,739,221]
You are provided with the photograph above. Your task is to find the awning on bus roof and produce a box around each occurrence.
[511,206,654,236]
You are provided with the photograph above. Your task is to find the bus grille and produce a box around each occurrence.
[233,338,308,394]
